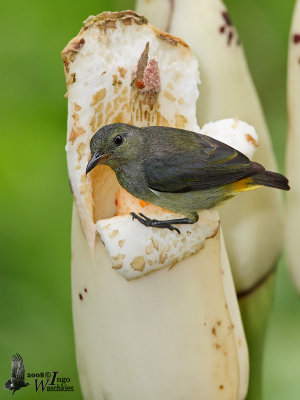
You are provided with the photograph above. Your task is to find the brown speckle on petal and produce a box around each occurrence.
[293,33,300,44]
[227,31,233,46]
[219,10,239,47]
[74,102,82,111]
[163,90,176,102]
[157,32,185,47]
[145,243,154,254]
[159,252,168,264]
[118,66,127,78]
[245,133,258,147]
[113,254,125,263]
[112,74,122,87]
[112,263,122,270]
[73,38,85,51]
[72,112,79,122]
[109,229,119,238]
[90,88,107,106]
[69,125,86,144]
[222,11,232,26]
[130,256,145,271]
[66,73,76,88]
[76,142,85,162]
[175,114,187,129]
[118,239,125,248]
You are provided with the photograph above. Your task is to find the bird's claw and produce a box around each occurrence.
[155,223,180,234]
[130,212,143,222]
[130,212,180,234]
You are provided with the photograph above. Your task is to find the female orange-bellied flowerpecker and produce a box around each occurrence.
[86,123,289,233]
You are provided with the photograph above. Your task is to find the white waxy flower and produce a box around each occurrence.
[136,0,284,294]
[63,10,253,400]
[136,1,285,398]
[286,0,300,292]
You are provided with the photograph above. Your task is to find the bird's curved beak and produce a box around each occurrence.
[86,152,111,174]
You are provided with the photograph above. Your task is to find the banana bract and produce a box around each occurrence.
[62,11,251,399]
[136,1,284,398]
[286,0,300,293]
[136,0,284,294]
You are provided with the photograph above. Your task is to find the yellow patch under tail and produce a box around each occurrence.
[230,177,260,194]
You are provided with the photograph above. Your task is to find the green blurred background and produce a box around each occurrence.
[0,0,298,398]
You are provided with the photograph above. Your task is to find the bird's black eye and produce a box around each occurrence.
[114,135,123,145]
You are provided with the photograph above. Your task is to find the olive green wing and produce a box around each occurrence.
[143,130,261,193]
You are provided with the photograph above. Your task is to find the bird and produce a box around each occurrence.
[4,353,30,395]
[86,123,290,233]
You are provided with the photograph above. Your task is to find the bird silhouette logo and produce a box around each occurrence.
[4,353,30,395]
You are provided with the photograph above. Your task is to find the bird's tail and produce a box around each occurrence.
[251,170,290,191]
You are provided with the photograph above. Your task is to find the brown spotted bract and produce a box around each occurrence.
[293,33,300,44]
[219,10,240,46]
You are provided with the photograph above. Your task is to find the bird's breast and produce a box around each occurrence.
[115,165,148,199]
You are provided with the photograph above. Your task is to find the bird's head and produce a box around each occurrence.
[86,123,141,174]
